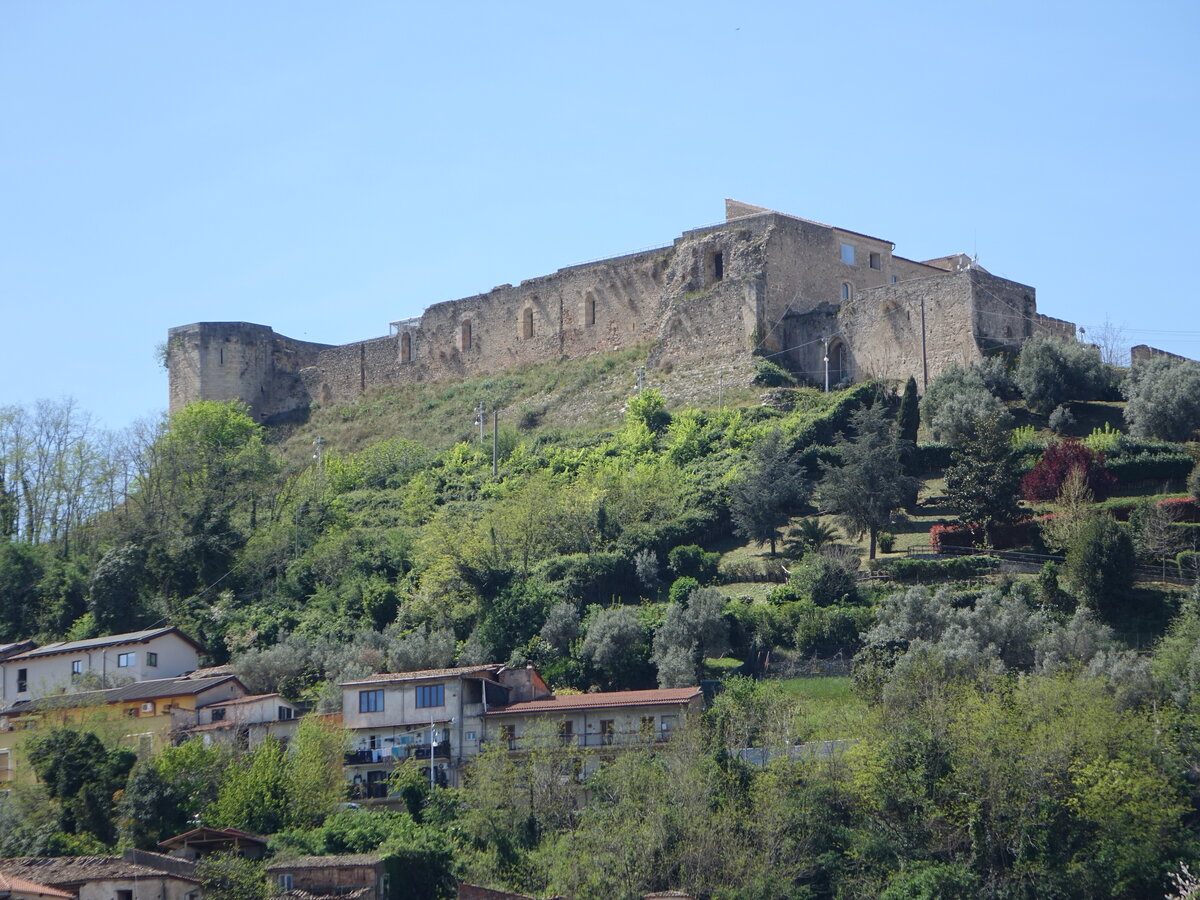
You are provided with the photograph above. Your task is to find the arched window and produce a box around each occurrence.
[584,294,596,326]
[522,307,534,340]
[840,282,853,301]
[828,340,849,385]
[399,332,412,363]
[460,320,472,352]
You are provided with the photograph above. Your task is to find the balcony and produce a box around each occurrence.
[345,742,451,766]
[505,731,673,751]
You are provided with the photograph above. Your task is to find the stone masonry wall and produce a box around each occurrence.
[167,202,1069,420]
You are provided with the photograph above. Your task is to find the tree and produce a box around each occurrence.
[919,365,1008,445]
[1065,515,1135,622]
[1040,468,1096,553]
[1190,461,1200,505]
[943,412,1023,545]
[897,376,920,446]
[580,606,650,689]
[728,429,809,555]
[285,716,347,829]
[194,853,270,900]
[651,587,729,686]
[818,404,917,558]
[1021,438,1115,502]
[118,760,187,849]
[25,728,136,843]
[1122,355,1200,441]
[1015,333,1109,415]
[210,738,290,834]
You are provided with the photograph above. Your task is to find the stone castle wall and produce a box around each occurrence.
[167,202,1076,421]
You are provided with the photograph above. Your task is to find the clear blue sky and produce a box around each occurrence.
[3,1,1198,431]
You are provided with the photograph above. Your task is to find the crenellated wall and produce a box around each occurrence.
[167,201,1075,420]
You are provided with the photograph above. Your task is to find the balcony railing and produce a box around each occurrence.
[505,731,673,751]
[345,742,451,766]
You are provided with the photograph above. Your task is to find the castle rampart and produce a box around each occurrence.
[168,201,1079,422]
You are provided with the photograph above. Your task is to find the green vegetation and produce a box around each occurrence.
[3,347,1200,897]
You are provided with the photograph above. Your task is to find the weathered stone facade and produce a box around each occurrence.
[168,200,1077,422]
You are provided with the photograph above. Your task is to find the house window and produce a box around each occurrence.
[416,684,444,708]
[599,720,615,745]
[146,652,158,667]
[559,720,574,746]
[359,689,384,713]
[125,707,138,718]
[841,282,853,301]
[840,243,856,265]
[498,724,515,744]
[278,706,294,721]
[71,660,82,676]
[869,251,882,270]
[466,731,476,741]
[278,875,293,891]
[117,890,133,900]
[522,307,534,339]
[891,275,898,284]
[211,708,227,722]
[641,716,656,739]
[16,669,26,693]
[117,652,135,667]
[459,320,472,352]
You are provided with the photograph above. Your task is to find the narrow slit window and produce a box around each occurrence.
[522,307,534,339]
[841,282,853,301]
[712,251,724,282]
[584,295,596,326]
[400,332,412,363]
[459,320,472,352]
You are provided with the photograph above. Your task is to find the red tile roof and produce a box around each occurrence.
[487,687,701,715]
[0,872,74,899]
[341,665,503,686]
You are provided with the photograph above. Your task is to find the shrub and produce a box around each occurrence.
[1015,333,1109,414]
[1065,516,1135,619]
[667,544,720,583]
[793,601,873,656]
[1021,439,1115,502]
[1177,551,1200,580]
[1048,404,1075,434]
[920,365,1008,444]
[877,532,896,554]
[1122,355,1200,441]
[915,443,954,472]
[1083,422,1122,454]
[752,358,797,387]
[929,520,1036,551]
[1158,497,1200,523]
[533,553,637,605]
[1190,461,1200,503]
[1105,452,1194,486]
[667,576,700,606]
[875,555,1000,583]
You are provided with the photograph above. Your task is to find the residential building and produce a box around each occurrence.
[265,855,390,900]
[0,857,200,900]
[158,827,268,861]
[0,674,245,788]
[339,664,704,797]
[0,872,73,900]
[0,628,204,706]
[484,687,703,775]
[173,692,301,750]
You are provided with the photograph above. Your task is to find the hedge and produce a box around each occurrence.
[930,520,1037,552]
[1105,452,1194,485]
[1178,551,1200,579]
[873,555,1001,583]
[915,443,953,472]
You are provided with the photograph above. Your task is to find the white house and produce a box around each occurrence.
[0,628,204,707]
[174,692,302,749]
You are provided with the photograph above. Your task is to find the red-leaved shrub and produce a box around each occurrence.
[1021,439,1116,502]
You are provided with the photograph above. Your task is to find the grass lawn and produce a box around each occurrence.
[765,676,871,740]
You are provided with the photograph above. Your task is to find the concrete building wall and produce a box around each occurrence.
[1,633,201,704]
[77,877,198,900]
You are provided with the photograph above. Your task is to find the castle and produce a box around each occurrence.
[167,200,1077,423]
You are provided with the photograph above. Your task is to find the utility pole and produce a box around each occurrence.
[718,371,724,410]
[475,401,486,445]
[635,366,646,393]
[822,337,830,394]
[919,298,929,391]
[492,409,498,477]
